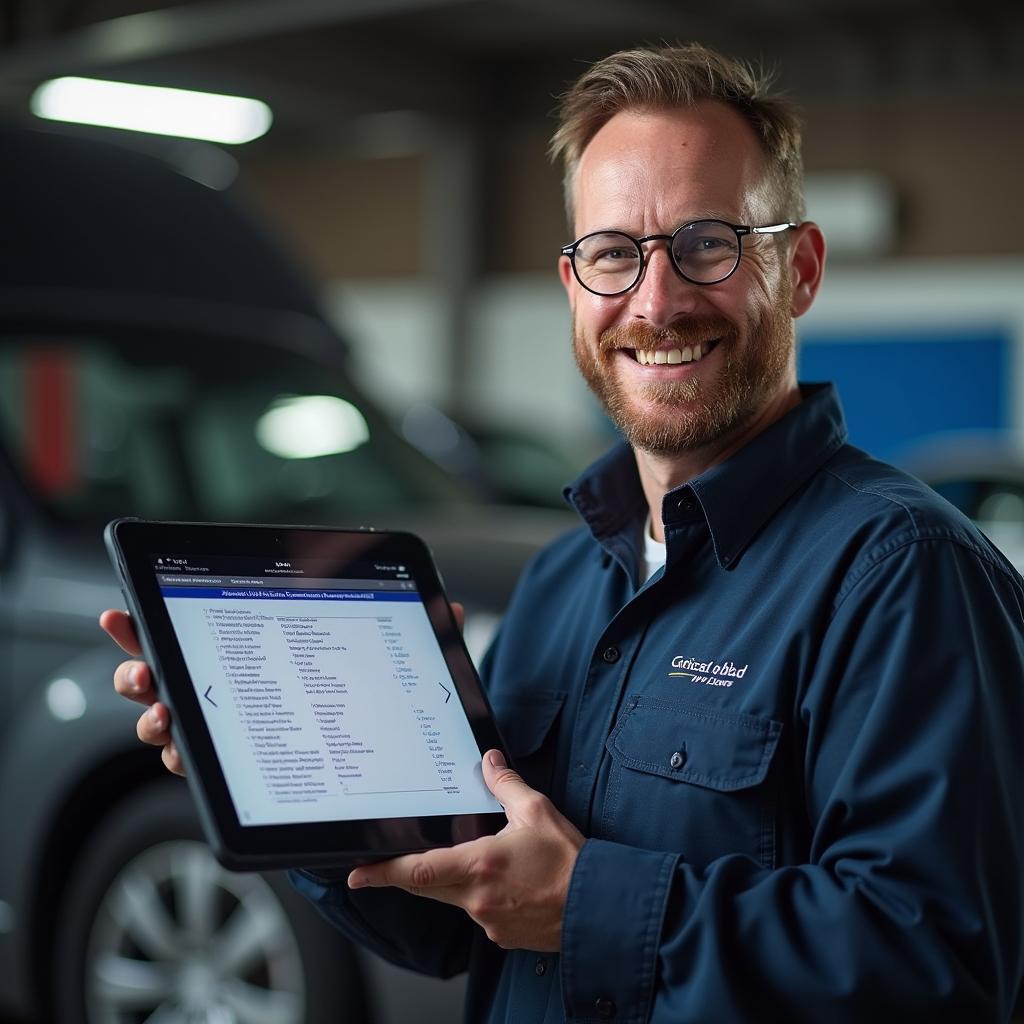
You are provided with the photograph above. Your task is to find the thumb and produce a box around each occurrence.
[451,601,465,633]
[482,749,537,822]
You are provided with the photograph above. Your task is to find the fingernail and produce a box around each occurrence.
[128,665,141,692]
[148,705,161,724]
[488,749,506,769]
[348,872,365,889]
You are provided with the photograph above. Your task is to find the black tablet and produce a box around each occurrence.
[105,518,509,870]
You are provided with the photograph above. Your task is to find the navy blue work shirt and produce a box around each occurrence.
[293,382,1024,1023]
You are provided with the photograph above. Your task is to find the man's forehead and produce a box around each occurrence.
[574,102,769,229]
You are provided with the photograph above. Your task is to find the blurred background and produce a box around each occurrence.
[0,1,1022,1022]
[4,0,1024,505]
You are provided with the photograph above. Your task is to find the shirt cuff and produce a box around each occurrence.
[561,839,678,1024]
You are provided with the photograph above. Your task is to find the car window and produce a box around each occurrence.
[0,334,468,529]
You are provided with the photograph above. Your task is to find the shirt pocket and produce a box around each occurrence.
[600,695,783,869]
[491,690,566,795]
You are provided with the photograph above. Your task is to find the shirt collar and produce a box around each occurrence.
[565,382,848,569]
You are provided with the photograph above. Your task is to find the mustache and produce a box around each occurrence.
[598,318,734,352]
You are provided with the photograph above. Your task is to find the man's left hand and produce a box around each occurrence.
[347,749,584,951]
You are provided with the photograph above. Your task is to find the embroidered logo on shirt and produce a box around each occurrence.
[669,655,748,688]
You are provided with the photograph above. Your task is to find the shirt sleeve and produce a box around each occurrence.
[560,537,1024,1023]
[289,868,474,978]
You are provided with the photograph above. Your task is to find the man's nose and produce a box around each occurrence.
[627,246,700,328]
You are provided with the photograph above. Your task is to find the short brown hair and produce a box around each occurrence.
[550,43,805,228]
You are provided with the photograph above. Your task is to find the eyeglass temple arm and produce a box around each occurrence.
[748,222,798,235]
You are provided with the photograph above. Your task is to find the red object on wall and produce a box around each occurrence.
[26,348,79,496]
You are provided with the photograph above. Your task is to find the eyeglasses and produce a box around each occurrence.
[560,219,797,296]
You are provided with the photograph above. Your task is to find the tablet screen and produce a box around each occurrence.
[153,552,503,827]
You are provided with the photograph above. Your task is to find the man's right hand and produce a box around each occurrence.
[100,609,185,776]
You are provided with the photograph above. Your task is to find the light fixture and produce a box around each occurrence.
[30,77,272,145]
[256,395,370,459]
[46,677,87,721]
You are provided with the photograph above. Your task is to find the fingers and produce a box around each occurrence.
[482,750,546,825]
[451,601,465,633]
[100,609,142,656]
[103,611,184,776]
[113,659,157,707]
[349,843,475,894]
[160,739,185,777]
[136,701,172,746]
[135,701,186,776]
[482,749,531,800]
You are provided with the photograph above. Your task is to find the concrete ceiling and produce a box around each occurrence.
[1,0,1022,155]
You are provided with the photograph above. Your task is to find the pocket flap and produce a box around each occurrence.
[607,696,782,791]
[491,691,567,758]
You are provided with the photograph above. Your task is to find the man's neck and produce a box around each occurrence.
[639,384,802,543]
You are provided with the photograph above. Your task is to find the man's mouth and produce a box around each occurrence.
[628,339,719,365]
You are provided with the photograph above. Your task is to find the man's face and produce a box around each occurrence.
[560,103,798,455]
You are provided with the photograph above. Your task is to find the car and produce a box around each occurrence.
[0,120,569,1024]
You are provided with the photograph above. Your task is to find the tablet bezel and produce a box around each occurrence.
[106,518,509,870]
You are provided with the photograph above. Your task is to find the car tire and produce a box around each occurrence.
[53,778,369,1024]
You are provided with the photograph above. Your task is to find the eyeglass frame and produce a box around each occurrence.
[560,219,798,296]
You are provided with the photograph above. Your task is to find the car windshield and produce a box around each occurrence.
[0,332,471,529]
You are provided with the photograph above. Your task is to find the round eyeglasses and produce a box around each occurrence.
[560,219,797,296]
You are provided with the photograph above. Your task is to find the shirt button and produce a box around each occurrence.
[677,494,696,512]
[602,646,620,664]
[669,750,685,770]
[595,996,617,1019]
[534,957,547,976]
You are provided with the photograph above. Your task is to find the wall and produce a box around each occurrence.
[238,95,1024,468]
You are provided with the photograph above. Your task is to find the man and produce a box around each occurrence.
[105,43,1024,1022]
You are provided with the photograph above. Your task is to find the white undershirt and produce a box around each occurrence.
[642,514,667,582]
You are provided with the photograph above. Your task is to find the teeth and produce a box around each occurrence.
[635,345,709,365]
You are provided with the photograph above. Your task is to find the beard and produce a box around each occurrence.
[572,286,795,456]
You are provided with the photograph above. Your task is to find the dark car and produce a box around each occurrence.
[0,122,567,1023]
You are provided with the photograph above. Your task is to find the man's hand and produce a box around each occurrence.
[347,750,584,952]
[100,609,185,775]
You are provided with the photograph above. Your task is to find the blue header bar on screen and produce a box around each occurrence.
[160,587,421,602]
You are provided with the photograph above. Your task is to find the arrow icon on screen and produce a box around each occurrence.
[204,686,218,707]
[438,682,451,704]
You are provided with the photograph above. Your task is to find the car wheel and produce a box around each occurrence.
[53,779,369,1024]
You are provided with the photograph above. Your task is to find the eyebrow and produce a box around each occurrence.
[585,213,745,236]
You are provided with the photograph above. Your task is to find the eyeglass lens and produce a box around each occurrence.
[573,220,740,294]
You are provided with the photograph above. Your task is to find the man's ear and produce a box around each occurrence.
[559,255,576,311]
[788,222,826,319]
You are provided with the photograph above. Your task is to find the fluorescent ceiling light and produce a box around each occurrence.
[30,76,272,145]
[256,395,370,459]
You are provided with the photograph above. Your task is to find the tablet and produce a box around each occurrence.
[105,518,509,870]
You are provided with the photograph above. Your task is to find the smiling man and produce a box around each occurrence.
[559,96,819,521]
[107,44,1024,1024]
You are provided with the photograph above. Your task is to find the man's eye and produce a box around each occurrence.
[686,237,730,252]
[594,248,639,262]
